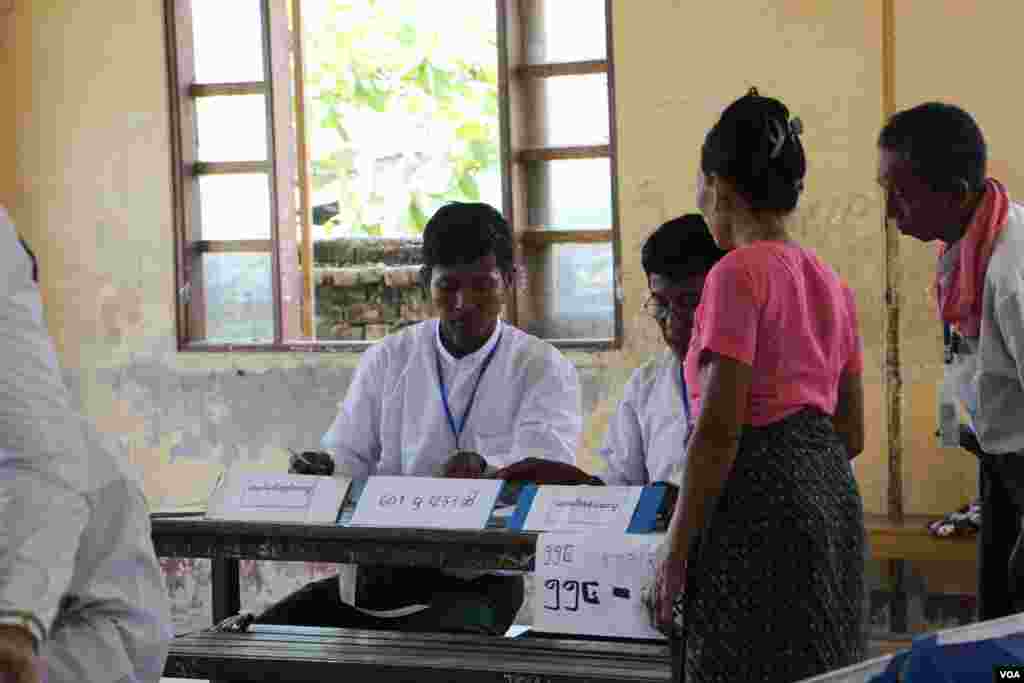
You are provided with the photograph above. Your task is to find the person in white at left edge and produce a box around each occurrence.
[0,206,172,683]
[213,201,583,636]
[597,214,724,497]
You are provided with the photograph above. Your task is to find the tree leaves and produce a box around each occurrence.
[408,197,428,232]
[306,0,500,237]
[458,173,480,201]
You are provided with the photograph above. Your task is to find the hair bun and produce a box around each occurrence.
[700,88,807,213]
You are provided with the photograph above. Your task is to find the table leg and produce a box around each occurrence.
[211,557,241,624]
[209,558,242,683]
[887,559,909,633]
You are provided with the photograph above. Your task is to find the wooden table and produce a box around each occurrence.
[864,513,975,564]
[152,512,977,628]
[152,518,675,682]
[864,513,976,633]
[166,624,674,682]
[152,516,540,623]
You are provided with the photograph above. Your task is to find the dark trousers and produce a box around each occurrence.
[978,453,1024,620]
[254,569,524,636]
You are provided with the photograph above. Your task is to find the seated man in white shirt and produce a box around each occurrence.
[597,214,724,496]
[485,215,724,498]
[0,208,171,683]
[218,201,582,636]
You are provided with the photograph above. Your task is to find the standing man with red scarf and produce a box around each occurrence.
[878,102,1024,620]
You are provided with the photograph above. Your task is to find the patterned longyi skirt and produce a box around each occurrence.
[679,408,866,683]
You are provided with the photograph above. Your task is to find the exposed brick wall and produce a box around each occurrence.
[313,238,432,341]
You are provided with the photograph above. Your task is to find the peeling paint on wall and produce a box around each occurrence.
[90,358,355,468]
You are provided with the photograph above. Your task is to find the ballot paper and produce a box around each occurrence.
[533,531,666,640]
[206,469,351,523]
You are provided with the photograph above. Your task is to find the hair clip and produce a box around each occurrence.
[789,117,803,136]
[767,118,786,159]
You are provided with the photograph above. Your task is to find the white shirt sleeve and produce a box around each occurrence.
[508,350,582,466]
[320,345,386,479]
[995,286,1024,381]
[598,380,647,486]
[981,284,1024,453]
[0,207,91,647]
[43,446,172,683]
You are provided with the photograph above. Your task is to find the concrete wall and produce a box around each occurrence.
[3,0,1014,519]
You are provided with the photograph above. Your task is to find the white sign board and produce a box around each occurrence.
[206,470,351,524]
[533,531,665,639]
[521,486,644,533]
[349,476,503,529]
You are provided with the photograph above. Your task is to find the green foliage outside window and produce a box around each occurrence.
[304,0,501,237]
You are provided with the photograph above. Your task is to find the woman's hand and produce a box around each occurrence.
[650,541,687,636]
[0,625,39,683]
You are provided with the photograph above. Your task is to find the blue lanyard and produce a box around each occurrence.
[436,324,504,451]
[679,361,692,426]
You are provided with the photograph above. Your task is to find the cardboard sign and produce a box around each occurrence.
[533,531,665,640]
[510,485,648,533]
[348,476,503,529]
[206,470,351,524]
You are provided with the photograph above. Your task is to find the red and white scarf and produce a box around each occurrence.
[935,178,1009,338]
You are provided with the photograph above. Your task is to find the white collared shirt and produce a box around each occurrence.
[322,319,582,478]
[0,206,171,681]
[948,201,1024,454]
[598,350,691,487]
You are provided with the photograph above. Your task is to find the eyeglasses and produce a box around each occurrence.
[643,294,700,323]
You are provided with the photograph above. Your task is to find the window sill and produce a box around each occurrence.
[178,338,620,354]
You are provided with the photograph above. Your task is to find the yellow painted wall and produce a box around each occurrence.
[888,0,1024,513]
[609,0,889,512]
[3,0,1005,518]
[0,2,17,207]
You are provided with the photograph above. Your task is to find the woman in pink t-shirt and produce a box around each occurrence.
[651,88,866,683]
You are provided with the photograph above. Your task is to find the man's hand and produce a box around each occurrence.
[959,426,987,457]
[209,612,255,633]
[441,450,488,478]
[0,625,39,683]
[492,458,600,485]
[287,450,334,476]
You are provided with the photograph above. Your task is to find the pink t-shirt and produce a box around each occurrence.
[684,241,863,427]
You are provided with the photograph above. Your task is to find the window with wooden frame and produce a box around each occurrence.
[165,0,620,351]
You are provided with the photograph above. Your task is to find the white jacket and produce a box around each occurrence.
[322,319,582,476]
[0,207,171,682]
[972,201,1024,455]
[598,350,691,486]
[322,318,582,597]
[942,201,1024,455]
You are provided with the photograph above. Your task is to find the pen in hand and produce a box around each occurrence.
[288,449,334,475]
[289,449,312,467]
